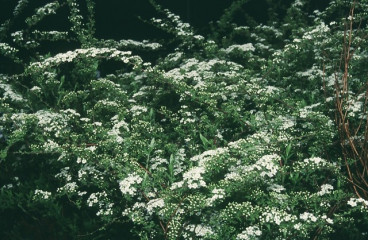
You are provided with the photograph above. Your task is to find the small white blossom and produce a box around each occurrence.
[317,184,334,196]
[34,189,52,200]
[119,173,143,197]
[236,226,262,240]
[146,198,165,215]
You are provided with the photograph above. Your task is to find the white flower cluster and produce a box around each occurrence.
[25,2,60,27]
[32,30,68,41]
[163,58,243,89]
[183,166,206,189]
[294,157,335,172]
[190,147,229,167]
[172,148,187,176]
[57,182,78,193]
[303,22,330,40]
[146,198,165,215]
[321,214,334,224]
[164,9,193,37]
[206,188,225,205]
[0,42,18,54]
[260,207,296,225]
[76,157,87,164]
[299,212,318,222]
[2,184,14,189]
[34,189,52,200]
[117,39,161,50]
[317,184,334,196]
[28,48,138,72]
[184,224,214,238]
[61,108,80,119]
[346,92,365,118]
[236,226,262,240]
[224,43,255,53]
[150,156,168,170]
[122,202,146,217]
[87,192,114,216]
[55,167,72,181]
[30,86,42,93]
[130,105,148,117]
[257,86,280,96]
[87,191,107,207]
[347,197,368,210]
[35,110,69,137]
[275,115,295,130]
[36,2,59,15]
[11,31,24,42]
[0,83,25,103]
[78,165,103,181]
[119,173,143,197]
[292,0,304,7]
[257,154,280,178]
[267,184,286,193]
[255,24,283,38]
[171,166,206,190]
[42,139,60,152]
[108,115,129,143]
[96,203,114,216]
[297,65,324,81]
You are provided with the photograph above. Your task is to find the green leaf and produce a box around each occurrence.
[200,133,210,147]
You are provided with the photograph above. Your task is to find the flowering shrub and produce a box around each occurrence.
[1,0,368,239]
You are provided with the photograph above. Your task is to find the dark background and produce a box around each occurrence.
[0,0,330,40]
[0,0,329,75]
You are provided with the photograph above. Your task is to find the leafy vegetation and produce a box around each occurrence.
[1,0,368,239]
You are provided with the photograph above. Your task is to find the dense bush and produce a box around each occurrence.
[1,0,368,239]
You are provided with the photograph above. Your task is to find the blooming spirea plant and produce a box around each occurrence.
[1,0,368,239]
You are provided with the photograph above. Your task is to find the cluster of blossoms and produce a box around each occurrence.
[183,224,214,239]
[317,184,334,196]
[57,182,78,193]
[34,190,52,200]
[119,173,143,197]
[25,2,60,27]
[224,43,255,53]
[28,48,141,72]
[236,226,262,240]
[146,198,165,215]
[299,212,318,222]
[171,166,207,190]
[0,43,18,55]
[347,197,368,210]
[1,0,368,239]
[0,81,24,103]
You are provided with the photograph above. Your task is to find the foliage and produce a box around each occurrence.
[1,0,368,239]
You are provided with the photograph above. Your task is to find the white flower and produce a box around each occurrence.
[30,86,41,92]
[130,105,148,117]
[225,43,255,53]
[257,154,280,178]
[207,188,225,205]
[119,173,143,197]
[183,166,206,189]
[317,184,333,196]
[236,226,262,240]
[300,212,317,222]
[347,198,358,207]
[185,224,213,237]
[77,157,87,164]
[146,198,165,215]
[267,184,286,193]
[294,223,302,230]
[57,182,78,193]
[34,189,52,199]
